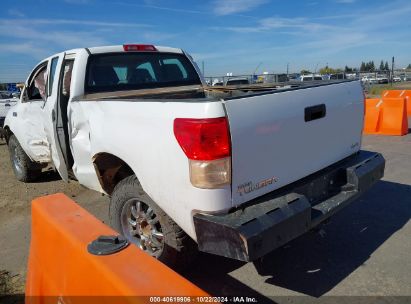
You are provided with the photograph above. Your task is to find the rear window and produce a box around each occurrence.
[85,52,201,94]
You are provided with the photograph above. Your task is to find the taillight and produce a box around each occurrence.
[123,44,157,52]
[174,117,230,160]
[174,117,231,188]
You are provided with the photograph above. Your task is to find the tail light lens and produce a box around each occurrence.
[174,117,231,188]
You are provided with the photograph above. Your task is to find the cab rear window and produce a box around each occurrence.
[85,52,201,94]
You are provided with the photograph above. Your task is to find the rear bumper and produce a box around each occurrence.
[193,151,385,261]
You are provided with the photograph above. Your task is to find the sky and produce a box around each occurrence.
[1,0,411,82]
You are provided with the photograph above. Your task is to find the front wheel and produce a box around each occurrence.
[109,175,197,270]
[8,135,41,182]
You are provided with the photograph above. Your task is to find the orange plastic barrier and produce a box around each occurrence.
[382,90,411,117]
[363,97,408,136]
[382,90,402,98]
[26,194,208,303]
[407,96,411,117]
[363,98,382,134]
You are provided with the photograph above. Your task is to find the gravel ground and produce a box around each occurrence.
[0,129,410,301]
[0,140,109,294]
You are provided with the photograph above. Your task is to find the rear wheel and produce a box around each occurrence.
[8,135,41,182]
[109,175,197,270]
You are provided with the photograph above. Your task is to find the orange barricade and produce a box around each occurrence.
[363,98,382,134]
[363,97,408,136]
[382,90,402,98]
[407,96,411,117]
[26,193,208,303]
[382,90,411,117]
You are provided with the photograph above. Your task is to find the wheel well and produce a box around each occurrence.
[92,153,135,195]
[2,126,13,144]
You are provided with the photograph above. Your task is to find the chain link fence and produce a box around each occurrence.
[204,70,411,87]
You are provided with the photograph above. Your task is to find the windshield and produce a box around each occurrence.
[85,52,201,94]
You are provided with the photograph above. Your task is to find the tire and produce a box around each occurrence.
[8,135,41,182]
[109,175,197,270]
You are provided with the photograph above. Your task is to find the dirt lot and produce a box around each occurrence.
[0,140,110,294]
[0,129,410,300]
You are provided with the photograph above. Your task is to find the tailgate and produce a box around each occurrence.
[223,81,364,206]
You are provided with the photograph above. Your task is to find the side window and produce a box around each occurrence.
[48,57,59,96]
[28,65,48,101]
[62,60,74,97]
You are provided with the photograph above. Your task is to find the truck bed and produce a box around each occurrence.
[75,79,364,209]
[77,80,356,102]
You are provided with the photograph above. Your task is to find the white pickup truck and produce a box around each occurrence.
[4,44,385,268]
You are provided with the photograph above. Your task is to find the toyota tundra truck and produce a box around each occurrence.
[3,44,385,268]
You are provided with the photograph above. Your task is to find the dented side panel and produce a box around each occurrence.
[68,101,103,192]
[69,99,231,240]
[6,100,51,163]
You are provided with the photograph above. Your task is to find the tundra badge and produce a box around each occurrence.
[238,177,279,196]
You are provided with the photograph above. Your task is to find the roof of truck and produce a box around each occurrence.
[86,44,183,54]
[62,45,183,55]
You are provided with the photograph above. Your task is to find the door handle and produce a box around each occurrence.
[305,104,326,122]
[52,109,56,122]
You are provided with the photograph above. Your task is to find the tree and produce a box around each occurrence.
[360,62,366,72]
[345,66,355,73]
[384,61,390,71]
[319,65,336,75]
[368,61,375,72]
[379,60,385,71]
[407,64,411,70]
[300,69,312,75]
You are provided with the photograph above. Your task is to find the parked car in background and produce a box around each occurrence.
[212,80,224,86]
[361,76,377,84]
[225,77,250,86]
[393,76,402,82]
[0,91,12,98]
[329,73,345,80]
[0,92,18,138]
[300,74,323,81]
[345,73,358,80]
[377,76,389,84]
